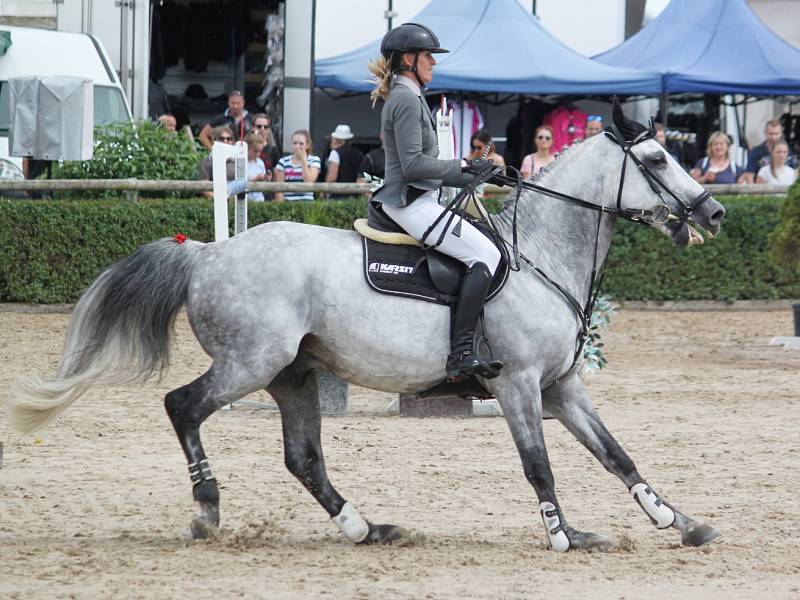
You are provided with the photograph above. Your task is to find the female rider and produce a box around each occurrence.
[368,23,502,381]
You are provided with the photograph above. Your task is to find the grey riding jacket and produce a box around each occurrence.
[372,77,472,208]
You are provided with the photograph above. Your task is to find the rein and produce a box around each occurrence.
[454,128,714,384]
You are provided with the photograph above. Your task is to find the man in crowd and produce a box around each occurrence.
[739,118,796,184]
[198,90,253,150]
[584,115,604,138]
[654,122,680,163]
[157,113,177,133]
[197,126,236,197]
[324,124,364,198]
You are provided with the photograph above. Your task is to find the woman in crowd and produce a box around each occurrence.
[520,125,555,179]
[274,129,321,202]
[367,22,503,381]
[467,129,505,168]
[245,131,268,202]
[690,131,740,184]
[251,113,281,173]
[756,139,798,185]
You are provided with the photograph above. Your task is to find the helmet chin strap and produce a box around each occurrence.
[395,51,426,89]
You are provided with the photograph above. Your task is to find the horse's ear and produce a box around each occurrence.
[611,96,626,129]
[611,95,648,143]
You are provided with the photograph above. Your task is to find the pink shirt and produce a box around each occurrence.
[521,153,554,177]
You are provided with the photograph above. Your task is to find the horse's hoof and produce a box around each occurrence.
[190,517,220,540]
[360,523,410,545]
[681,523,721,547]
[565,527,613,552]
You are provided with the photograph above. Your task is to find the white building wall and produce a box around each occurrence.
[535,0,626,56]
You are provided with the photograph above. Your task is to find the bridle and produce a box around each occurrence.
[489,123,714,230]
[442,124,717,386]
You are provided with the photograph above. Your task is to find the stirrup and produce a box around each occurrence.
[446,351,503,381]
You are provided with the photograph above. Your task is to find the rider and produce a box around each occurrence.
[368,23,503,381]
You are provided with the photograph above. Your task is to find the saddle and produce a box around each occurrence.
[357,201,509,307]
[355,199,510,401]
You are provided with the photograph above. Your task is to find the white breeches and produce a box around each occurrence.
[382,191,501,274]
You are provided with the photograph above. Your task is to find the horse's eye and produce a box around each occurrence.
[650,154,668,168]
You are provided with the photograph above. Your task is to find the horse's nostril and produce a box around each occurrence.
[711,209,725,223]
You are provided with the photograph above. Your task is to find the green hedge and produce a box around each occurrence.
[603,195,800,301]
[0,195,796,303]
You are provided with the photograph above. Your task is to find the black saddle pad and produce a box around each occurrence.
[362,237,509,307]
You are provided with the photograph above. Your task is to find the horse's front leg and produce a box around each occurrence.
[495,372,611,552]
[543,375,720,547]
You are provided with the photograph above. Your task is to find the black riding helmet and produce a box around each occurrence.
[380,23,449,88]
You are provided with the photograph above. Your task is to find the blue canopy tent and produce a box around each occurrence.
[315,0,662,96]
[594,0,800,96]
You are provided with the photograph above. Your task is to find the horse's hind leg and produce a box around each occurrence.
[268,366,408,545]
[165,363,273,540]
[543,376,720,547]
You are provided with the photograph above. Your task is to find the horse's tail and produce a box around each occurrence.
[8,237,205,434]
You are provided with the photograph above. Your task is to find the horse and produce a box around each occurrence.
[8,104,725,551]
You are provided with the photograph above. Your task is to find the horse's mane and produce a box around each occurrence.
[500,139,583,212]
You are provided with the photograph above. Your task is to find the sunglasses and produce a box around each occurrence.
[218,136,234,142]
[537,135,552,140]
[587,115,603,122]
[255,124,271,130]
[471,144,485,150]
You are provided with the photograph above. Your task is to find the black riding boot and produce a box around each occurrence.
[446,262,503,381]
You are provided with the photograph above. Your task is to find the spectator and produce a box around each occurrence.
[197,126,235,198]
[198,90,253,150]
[584,115,604,138]
[739,118,797,184]
[520,125,555,179]
[690,131,740,185]
[358,133,386,182]
[157,113,177,133]
[245,131,269,202]
[274,129,321,202]
[251,112,281,172]
[654,122,680,163]
[467,129,505,167]
[324,125,365,197]
[756,139,798,185]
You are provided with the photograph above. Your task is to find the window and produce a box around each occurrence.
[0,82,130,134]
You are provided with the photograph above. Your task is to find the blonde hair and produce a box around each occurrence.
[770,139,789,179]
[245,131,264,151]
[706,131,730,159]
[369,55,392,106]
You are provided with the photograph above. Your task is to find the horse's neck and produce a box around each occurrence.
[496,148,617,303]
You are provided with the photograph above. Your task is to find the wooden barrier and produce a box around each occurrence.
[0,179,787,196]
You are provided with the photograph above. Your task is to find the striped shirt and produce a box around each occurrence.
[276,154,321,201]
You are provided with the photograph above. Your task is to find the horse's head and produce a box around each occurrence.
[604,99,725,246]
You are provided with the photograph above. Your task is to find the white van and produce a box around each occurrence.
[0,26,132,171]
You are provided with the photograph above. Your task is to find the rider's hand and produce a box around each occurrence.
[462,158,494,175]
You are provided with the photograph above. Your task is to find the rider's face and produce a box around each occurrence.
[404,51,435,85]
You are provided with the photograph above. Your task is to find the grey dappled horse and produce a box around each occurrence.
[9,108,724,552]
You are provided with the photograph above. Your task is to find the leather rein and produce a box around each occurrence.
[468,126,715,384]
